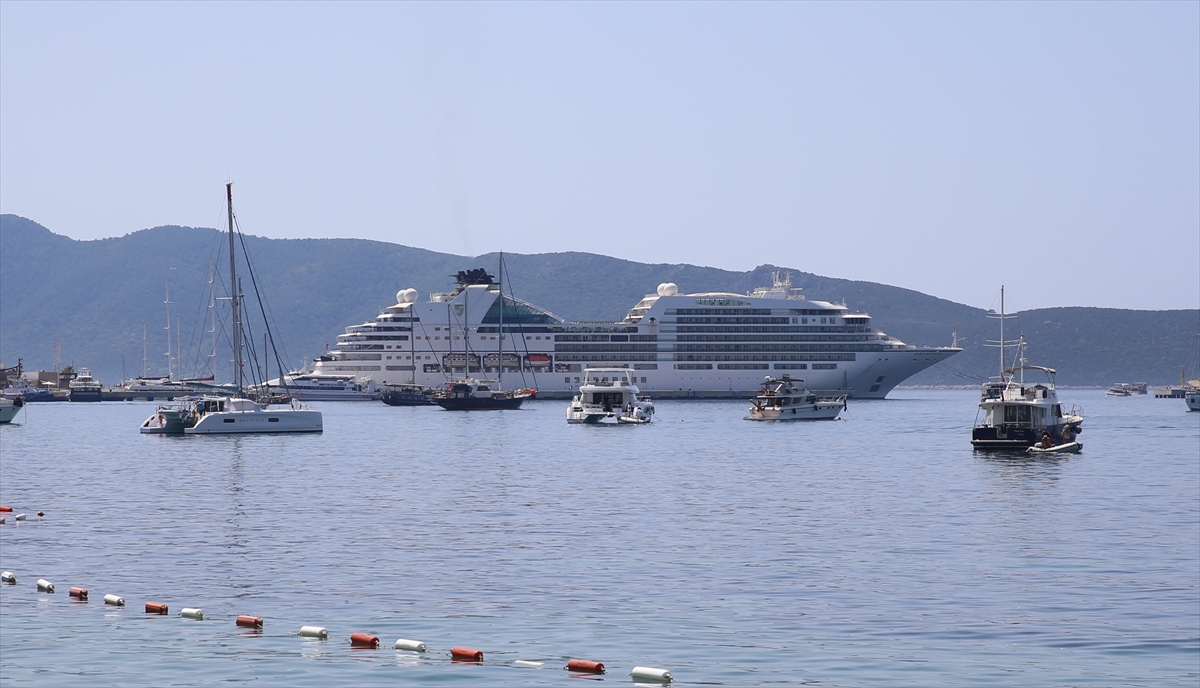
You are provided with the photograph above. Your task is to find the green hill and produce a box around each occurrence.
[2,214,1196,388]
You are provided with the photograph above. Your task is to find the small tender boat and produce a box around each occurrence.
[1027,441,1082,454]
[744,375,845,421]
[567,368,655,424]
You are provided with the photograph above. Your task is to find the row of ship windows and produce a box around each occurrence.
[675,317,847,326]
[673,363,839,370]
[674,345,874,353]
[667,308,843,317]
[675,354,857,362]
[675,335,870,342]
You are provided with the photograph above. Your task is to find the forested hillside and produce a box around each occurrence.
[2,214,1196,387]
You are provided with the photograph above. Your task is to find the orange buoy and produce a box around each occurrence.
[567,659,605,674]
[236,615,263,628]
[145,602,168,615]
[0,506,11,512]
[451,647,483,662]
[69,587,88,600]
[350,633,380,648]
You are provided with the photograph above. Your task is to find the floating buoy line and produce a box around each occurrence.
[0,558,675,683]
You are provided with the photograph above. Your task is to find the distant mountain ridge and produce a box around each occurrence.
[2,213,1196,388]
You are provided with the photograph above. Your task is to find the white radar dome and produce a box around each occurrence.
[396,288,418,304]
[657,282,678,297]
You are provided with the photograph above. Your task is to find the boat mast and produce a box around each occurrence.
[142,321,148,377]
[227,183,243,391]
[497,252,503,390]
[164,276,173,379]
[999,285,1005,375]
[207,261,218,380]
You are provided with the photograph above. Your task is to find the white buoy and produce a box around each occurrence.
[299,626,329,639]
[181,608,204,620]
[1,571,16,584]
[393,638,427,652]
[631,666,673,682]
[514,660,545,668]
[104,594,125,606]
[14,514,26,521]
[36,579,54,592]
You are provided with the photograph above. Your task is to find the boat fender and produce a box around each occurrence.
[566,659,605,674]
[393,638,427,652]
[350,632,380,648]
[299,625,329,639]
[631,666,673,682]
[181,607,204,620]
[451,646,483,662]
[37,579,54,593]
[236,615,264,628]
[69,587,88,600]
[146,602,169,615]
[104,594,125,606]
[1,572,17,584]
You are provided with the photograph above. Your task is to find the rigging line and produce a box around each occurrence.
[501,253,533,390]
[234,218,293,392]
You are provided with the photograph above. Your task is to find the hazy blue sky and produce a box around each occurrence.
[2,1,1197,312]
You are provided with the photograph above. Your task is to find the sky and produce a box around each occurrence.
[1,1,1197,313]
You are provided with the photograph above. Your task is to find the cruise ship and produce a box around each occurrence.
[309,270,960,399]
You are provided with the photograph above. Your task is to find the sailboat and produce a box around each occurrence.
[140,184,322,434]
[430,256,536,411]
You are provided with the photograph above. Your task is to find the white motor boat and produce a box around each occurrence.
[971,289,1083,450]
[1186,389,1200,412]
[566,368,655,424]
[259,372,379,401]
[0,396,23,424]
[744,375,846,421]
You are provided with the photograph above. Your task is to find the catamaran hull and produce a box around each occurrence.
[185,410,323,434]
[139,409,192,434]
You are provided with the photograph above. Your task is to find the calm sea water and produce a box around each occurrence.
[1,390,1196,686]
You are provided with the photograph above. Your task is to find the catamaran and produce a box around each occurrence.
[139,184,322,435]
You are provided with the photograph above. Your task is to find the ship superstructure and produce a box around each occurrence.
[310,271,960,399]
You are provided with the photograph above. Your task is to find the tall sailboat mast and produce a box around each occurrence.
[999,285,1005,374]
[227,183,243,390]
[164,277,173,379]
[497,252,504,390]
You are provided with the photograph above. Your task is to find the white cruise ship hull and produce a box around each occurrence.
[310,273,960,400]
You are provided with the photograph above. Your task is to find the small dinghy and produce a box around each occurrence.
[1026,441,1082,454]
